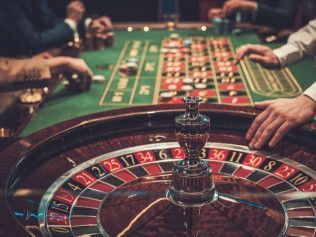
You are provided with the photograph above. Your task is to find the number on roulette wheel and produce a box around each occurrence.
[0,98,315,237]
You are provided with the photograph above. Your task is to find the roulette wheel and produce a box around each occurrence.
[0,98,315,237]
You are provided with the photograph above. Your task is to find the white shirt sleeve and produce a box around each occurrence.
[273,18,316,67]
[303,82,316,102]
[85,18,92,31]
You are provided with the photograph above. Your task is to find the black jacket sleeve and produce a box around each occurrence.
[0,1,74,57]
[254,0,298,29]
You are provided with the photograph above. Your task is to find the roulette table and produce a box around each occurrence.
[18,22,316,136]
[0,23,315,237]
[0,102,315,237]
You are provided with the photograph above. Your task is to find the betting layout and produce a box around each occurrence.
[38,143,316,237]
[99,36,254,106]
[158,36,252,105]
[99,40,160,105]
[241,56,302,98]
[98,34,303,106]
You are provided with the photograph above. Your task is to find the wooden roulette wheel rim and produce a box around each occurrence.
[0,104,315,236]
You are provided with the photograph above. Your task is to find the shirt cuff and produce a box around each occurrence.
[273,44,301,68]
[303,82,316,102]
[64,18,78,32]
[85,18,93,31]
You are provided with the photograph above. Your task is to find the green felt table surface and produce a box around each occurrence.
[20,28,316,137]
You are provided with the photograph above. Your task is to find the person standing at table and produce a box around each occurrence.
[235,18,316,149]
[208,0,299,29]
[0,0,112,57]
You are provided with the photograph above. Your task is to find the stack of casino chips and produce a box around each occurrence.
[85,31,115,50]
[63,73,92,92]
[213,17,232,35]
[104,32,114,48]
[119,58,139,76]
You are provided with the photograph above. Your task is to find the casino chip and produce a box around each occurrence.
[183,39,192,48]
[229,91,238,96]
[232,29,242,35]
[71,74,79,80]
[62,73,92,92]
[183,78,194,84]
[126,57,139,64]
[119,65,128,75]
[169,33,179,39]
[126,62,138,75]
[170,48,178,54]
[62,80,69,86]
[19,90,43,104]
[160,91,177,100]
[213,17,223,35]
[119,62,138,76]
[222,19,231,35]
[160,48,169,53]
[181,85,194,91]
[92,75,105,83]
[167,42,178,48]
[195,83,207,89]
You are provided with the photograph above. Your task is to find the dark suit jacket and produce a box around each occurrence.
[0,0,74,57]
[254,0,299,29]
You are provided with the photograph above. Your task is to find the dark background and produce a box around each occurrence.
[48,0,316,26]
[49,0,204,22]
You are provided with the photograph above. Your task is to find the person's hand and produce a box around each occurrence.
[63,58,92,92]
[34,56,93,92]
[89,16,113,35]
[64,58,93,79]
[47,57,92,78]
[236,44,281,69]
[208,8,223,20]
[222,0,257,18]
[88,19,108,36]
[247,95,316,149]
[67,0,85,24]
[97,16,113,31]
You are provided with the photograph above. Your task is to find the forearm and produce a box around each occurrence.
[0,57,51,92]
[6,18,74,55]
[273,19,316,67]
[46,57,72,72]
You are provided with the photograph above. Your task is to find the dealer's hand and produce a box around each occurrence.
[247,95,316,149]
[236,44,281,69]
